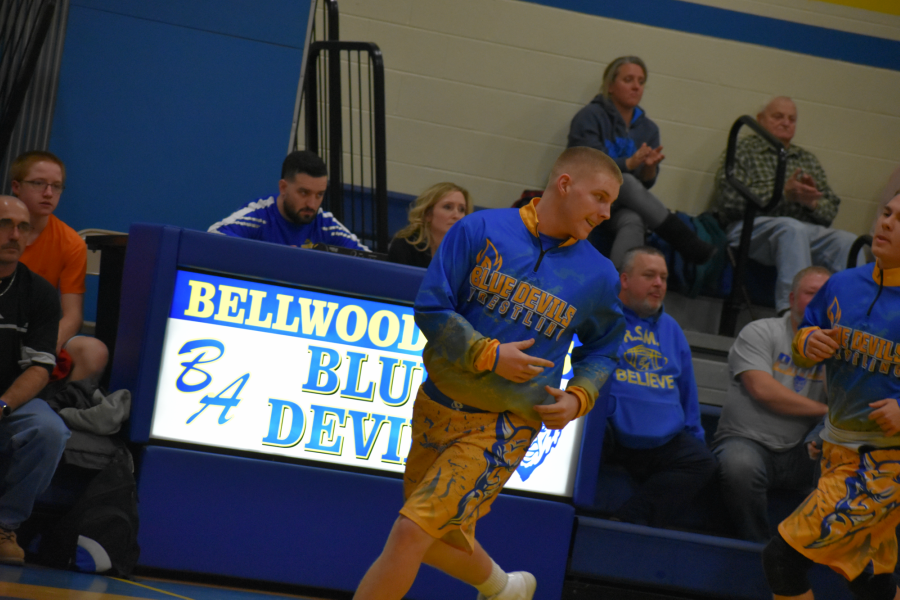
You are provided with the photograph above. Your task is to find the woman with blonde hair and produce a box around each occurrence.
[568,55,715,268]
[387,182,472,267]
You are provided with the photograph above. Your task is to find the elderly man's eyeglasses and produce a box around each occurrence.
[0,220,33,235]
[20,180,64,193]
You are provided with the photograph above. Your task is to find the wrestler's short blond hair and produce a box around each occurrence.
[549,146,623,186]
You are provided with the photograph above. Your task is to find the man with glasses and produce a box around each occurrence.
[0,195,68,563]
[9,151,108,386]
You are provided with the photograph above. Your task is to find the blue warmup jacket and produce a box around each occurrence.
[207,194,369,251]
[607,305,704,449]
[415,200,625,422]
[794,263,900,446]
[567,94,661,188]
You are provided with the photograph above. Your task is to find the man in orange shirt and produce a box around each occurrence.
[9,151,108,385]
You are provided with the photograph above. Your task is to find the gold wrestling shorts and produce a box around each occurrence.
[399,386,541,553]
[779,441,900,580]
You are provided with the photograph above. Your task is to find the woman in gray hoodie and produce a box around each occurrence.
[568,56,715,268]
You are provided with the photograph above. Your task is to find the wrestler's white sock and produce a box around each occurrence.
[474,559,509,597]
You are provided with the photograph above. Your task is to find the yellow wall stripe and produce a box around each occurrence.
[815,0,900,16]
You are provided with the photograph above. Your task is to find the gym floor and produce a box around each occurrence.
[0,564,714,600]
[0,564,342,600]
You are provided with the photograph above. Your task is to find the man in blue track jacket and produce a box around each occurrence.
[605,246,716,527]
[208,151,368,251]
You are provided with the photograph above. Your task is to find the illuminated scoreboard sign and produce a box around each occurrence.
[151,270,586,497]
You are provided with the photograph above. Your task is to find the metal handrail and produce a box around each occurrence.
[847,235,872,269]
[324,0,339,41]
[724,116,788,212]
[718,116,788,336]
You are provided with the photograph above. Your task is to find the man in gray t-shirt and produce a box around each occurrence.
[713,266,830,542]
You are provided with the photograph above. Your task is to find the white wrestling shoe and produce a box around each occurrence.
[476,571,537,600]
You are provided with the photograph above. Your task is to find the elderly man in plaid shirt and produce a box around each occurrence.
[712,96,858,315]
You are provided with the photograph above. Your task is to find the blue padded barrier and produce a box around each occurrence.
[136,446,574,600]
[109,225,182,443]
[571,378,611,509]
[571,517,853,599]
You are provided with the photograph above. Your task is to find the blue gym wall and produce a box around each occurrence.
[48,0,312,234]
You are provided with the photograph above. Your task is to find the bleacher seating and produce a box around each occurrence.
[570,517,852,599]
[585,402,814,534]
[570,317,845,597]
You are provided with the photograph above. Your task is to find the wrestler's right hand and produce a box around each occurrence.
[494,338,554,383]
[805,328,840,362]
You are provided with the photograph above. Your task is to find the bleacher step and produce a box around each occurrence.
[665,291,776,338]
[693,356,729,407]
[684,330,733,355]
[571,517,852,600]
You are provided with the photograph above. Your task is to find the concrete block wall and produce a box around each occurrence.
[332,0,900,235]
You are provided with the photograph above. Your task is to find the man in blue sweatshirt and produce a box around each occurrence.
[605,246,716,527]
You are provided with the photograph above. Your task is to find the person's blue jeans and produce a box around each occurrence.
[0,399,69,530]
[727,216,858,313]
[609,431,717,527]
[714,436,817,543]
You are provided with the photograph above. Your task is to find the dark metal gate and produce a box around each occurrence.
[292,1,389,254]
